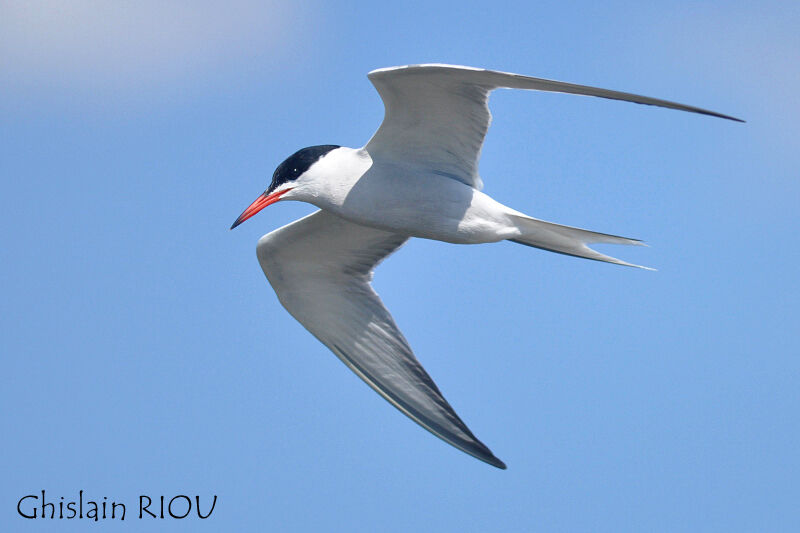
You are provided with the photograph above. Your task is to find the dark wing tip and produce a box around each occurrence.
[486,455,508,470]
[462,437,507,470]
[701,109,745,123]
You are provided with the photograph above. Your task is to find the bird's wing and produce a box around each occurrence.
[257,209,506,469]
[365,63,742,190]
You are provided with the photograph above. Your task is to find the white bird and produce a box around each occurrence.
[231,64,741,469]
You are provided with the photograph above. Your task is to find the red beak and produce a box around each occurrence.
[230,188,292,229]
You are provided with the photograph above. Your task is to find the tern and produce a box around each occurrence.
[231,64,741,469]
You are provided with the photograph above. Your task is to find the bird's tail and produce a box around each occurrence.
[508,214,654,270]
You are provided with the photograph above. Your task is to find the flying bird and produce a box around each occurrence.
[231,64,741,469]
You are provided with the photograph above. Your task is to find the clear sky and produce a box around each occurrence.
[2,1,798,531]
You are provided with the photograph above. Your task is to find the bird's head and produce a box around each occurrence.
[230,144,341,229]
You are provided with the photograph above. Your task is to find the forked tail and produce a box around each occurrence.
[508,214,654,270]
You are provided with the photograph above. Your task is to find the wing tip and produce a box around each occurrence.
[458,438,507,469]
[699,109,745,123]
[486,455,508,470]
[462,446,506,469]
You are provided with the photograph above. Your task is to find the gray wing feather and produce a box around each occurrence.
[257,209,506,469]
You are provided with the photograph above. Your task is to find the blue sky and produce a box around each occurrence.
[2,1,798,531]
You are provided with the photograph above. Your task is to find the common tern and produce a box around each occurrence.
[231,64,741,469]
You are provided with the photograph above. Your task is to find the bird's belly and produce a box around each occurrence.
[320,171,520,244]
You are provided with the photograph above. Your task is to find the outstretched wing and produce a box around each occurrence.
[365,63,742,190]
[257,209,506,469]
